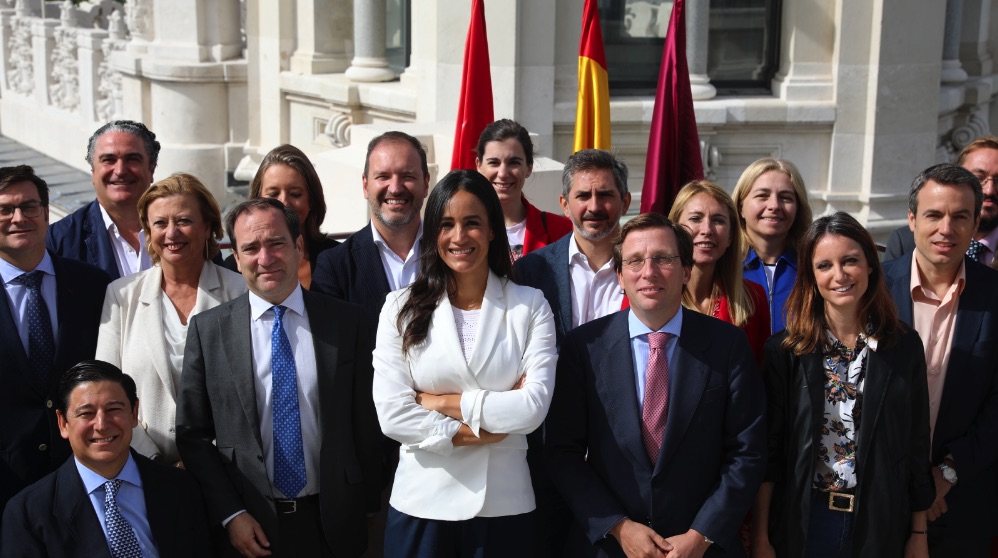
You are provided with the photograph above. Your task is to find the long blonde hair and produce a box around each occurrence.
[668,180,754,327]
[732,158,812,258]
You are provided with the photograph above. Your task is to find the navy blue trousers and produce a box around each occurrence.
[384,506,536,558]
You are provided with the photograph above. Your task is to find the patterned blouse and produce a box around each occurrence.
[814,329,874,491]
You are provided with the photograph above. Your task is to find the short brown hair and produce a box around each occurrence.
[137,173,223,264]
[612,212,694,273]
[0,165,48,205]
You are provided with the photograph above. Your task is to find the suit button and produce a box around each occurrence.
[45,400,53,409]
[38,443,47,451]
[257,455,264,462]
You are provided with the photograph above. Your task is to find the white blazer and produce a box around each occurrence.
[96,260,246,462]
[373,272,557,520]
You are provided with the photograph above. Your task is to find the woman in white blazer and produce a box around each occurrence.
[373,170,557,556]
[96,173,246,465]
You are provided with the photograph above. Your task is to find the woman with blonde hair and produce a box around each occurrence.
[97,173,246,465]
[669,179,769,362]
[732,158,813,334]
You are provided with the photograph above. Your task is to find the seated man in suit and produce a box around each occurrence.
[883,163,998,556]
[0,165,110,518]
[47,120,159,280]
[1,360,211,557]
[177,198,381,558]
[546,213,766,558]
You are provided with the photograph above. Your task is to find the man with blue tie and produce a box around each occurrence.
[0,165,110,519]
[177,198,381,557]
[0,360,211,557]
[546,213,766,557]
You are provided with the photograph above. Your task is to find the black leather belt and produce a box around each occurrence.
[275,494,319,514]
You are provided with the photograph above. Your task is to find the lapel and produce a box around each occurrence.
[52,458,113,558]
[304,289,339,421]
[885,253,914,326]
[854,342,893,482]
[135,267,173,398]
[353,226,393,301]
[549,235,574,337]
[84,201,119,280]
[592,311,648,469]
[0,274,31,378]
[219,294,264,446]
[135,452,173,553]
[466,273,505,374]
[429,287,478,383]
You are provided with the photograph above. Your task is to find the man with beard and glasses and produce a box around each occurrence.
[514,148,632,556]
[886,136,998,267]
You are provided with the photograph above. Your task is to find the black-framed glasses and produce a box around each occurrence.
[0,201,45,220]
[621,254,681,271]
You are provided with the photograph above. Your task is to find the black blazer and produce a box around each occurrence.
[546,309,766,557]
[883,225,915,261]
[176,290,381,557]
[0,451,212,558]
[883,253,998,535]
[0,254,110,514]
[46,201,121,280]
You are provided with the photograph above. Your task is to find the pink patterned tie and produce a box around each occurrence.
[642,332,671,464]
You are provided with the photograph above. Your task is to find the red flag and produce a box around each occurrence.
[451,0,494,171]
[574,0,611,151]
[639,0,703,215]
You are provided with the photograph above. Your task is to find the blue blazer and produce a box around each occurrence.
[0,254,110,515]
[883,225,915,261]
[514,233,574,345]
[47,200,121,281]
[883,253,998,535]
[0,451,211,558]
[546,308,766,557]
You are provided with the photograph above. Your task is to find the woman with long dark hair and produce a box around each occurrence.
[372,169,557,556]
[754,212,933,558]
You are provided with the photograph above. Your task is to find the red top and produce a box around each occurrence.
[521,196,574,257]
[715,279,770,365]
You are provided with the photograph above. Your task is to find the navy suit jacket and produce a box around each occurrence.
[47,200,121,281]
[883,253,998,534]
[884,225,915,261]
[0,451,212,558]
[514,233,574,345]
[546,309,766,557]
[0,254,110,515]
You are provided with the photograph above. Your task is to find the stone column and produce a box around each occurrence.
[770,0,835,101]
[686,0,716,100]
[76,29,107,122]
[345,0,394,82]
[941,0,968,83]
[959,0,992,76]
[290,0,352,74]
[30,18,56,106]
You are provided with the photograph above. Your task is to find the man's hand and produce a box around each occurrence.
[662,529,711,558]
[226,513,272,557]
[609,518,671,558]
[927,465,952,521]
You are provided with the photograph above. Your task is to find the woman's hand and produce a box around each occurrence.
[452,424,508,446]
[414,392,463,420]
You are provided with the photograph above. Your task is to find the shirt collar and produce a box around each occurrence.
[249,284,305,321]
[627,306,683,340]
[0,251,55,284]
[909,253,967,298]
[744,246,797,269]
[76,451,143,495]
[567,233,614,271]
[97,203,119,235]
[370,221,423,253]
[978,225,998,252]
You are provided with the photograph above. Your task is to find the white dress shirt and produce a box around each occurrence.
[627,308,683,405]
[76,454,159,558]
[248,286,321,498]
[0,252,58,352]
[99,204,152,278]
[371,221,422,291]
[568,235,624,328]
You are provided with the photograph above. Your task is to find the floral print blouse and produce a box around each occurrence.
[814,329,874,492]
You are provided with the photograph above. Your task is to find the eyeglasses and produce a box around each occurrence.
[0,201,45,220]
[621,254,681,271]
[973,173,998,185]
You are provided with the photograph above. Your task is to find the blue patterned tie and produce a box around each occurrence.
[103,480,143,558]
[967,239,986,263]
[13,270,55,388]
[271,305,306,499]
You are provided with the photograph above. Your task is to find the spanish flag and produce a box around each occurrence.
[451,0,494,171]
[573,0,611,152]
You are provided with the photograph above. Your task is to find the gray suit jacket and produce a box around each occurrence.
[176,289,381,557]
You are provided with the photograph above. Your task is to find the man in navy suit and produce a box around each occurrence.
[0,165,110,518]
[546,213,766,558]
[883,163,998,556]
[47,120,159,280]
[1,360,211,557]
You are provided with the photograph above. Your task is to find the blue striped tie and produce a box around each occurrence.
[271,305,306,498]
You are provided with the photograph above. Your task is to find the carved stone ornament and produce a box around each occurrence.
[124,0,152,41]
[700,140,721,180]
[7,14,33,95]
[96,8,126,121]
[949,111,990,155]
[50,1,80,111]
[324,112,352,148]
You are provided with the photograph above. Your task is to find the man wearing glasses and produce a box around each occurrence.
[0,165,110,521]
[886,136,998,266]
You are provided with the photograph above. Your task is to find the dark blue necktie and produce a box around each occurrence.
[967,239,986,263]
[271,305,306,499]
[103,479,143,558]
[13,270,55,388]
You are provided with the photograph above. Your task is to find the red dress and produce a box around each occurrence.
[714,279,771,365]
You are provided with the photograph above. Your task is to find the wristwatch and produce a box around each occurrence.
[938,463,958,486]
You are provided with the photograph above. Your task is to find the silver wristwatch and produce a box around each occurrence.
[939,463,958,486]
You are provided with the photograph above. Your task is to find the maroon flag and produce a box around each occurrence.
[450,0,494,171]
[639,0,703,215]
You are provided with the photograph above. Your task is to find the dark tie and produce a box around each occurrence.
[12,270,55,387]
[271,305,306,499]
[967,239,986,263]
[641,332,671,464]
[103,479,143,558]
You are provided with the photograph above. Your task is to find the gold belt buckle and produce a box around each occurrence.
[827,492,854,512]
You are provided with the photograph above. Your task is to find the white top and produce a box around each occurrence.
[0,251,58,352]
[373,272,557,520]
[160,293,188,392]
[247,286,321,498]
[506,219,527,259]
[567,234,624,328]
[451,307,480,363]
[763,263,777,292]
[371,221,423,291]
[99,204,152,277]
